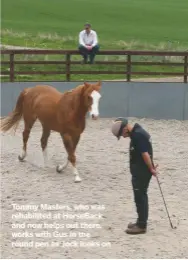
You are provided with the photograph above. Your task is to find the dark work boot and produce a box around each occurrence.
[127,222,138,228]
[125,225,146,235]
[127,218,140,228]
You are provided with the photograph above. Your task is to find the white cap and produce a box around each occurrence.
[111,117,128,140]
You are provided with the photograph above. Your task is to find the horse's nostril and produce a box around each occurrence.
[91,114,98,120]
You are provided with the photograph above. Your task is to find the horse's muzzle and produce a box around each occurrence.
[91,114,98,120]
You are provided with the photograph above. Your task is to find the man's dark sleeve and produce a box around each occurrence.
[135,133,149,153]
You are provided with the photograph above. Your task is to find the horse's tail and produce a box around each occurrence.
[0,88,28,133]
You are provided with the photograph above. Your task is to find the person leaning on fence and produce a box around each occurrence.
[78,23,99,64]
[111,117,159,235]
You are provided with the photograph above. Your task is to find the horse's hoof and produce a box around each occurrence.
[56,165,63,173]
[18,155,25,162]
[75,176,82,183]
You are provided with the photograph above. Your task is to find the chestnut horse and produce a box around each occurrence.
[0,81,102,182]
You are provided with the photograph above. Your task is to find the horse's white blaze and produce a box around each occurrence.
[90,90,101,117]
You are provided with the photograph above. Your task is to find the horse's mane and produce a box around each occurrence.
[63,81,100,97]
[58,83,88,109]
[63,84,86,96]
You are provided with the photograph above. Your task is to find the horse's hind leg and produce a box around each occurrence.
[57,133,81,183]
[56,133,71,173]
[40,126,51,167]
[18,116,36,161]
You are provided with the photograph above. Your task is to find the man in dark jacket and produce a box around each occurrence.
[111,117,158,234]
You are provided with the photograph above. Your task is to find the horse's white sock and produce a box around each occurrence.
[19,149,27,160]
[57,160,69,172]
[43,148,48,167]
[73,166,81,182]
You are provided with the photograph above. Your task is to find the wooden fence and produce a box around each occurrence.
[1,49,188,82]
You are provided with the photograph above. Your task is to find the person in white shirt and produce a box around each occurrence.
[78,23,100,64]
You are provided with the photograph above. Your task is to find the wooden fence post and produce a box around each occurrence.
[184,55,188,83]
[127,54,131,82]
[66,53,71,81]
[10,53,15,82]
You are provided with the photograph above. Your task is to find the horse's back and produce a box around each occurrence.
[26,85,61,102]
[22,85,62,119]
[29,84,61,96]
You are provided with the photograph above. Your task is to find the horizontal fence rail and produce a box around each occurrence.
[1,49,188,82]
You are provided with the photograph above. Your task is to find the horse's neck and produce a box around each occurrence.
[74,91,88,117]
[59,87,88,118]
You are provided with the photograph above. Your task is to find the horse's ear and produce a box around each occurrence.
[95,81,101,91]
[84,82,90,87]
[97,80,101,86]
[80,82,89,96]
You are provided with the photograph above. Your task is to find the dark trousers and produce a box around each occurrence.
[130,165,152,229]
[78,44,99,63]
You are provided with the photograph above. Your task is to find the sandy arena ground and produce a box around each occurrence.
[1,117,188,259]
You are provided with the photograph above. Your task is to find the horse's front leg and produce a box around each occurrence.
[56,133,81,183]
